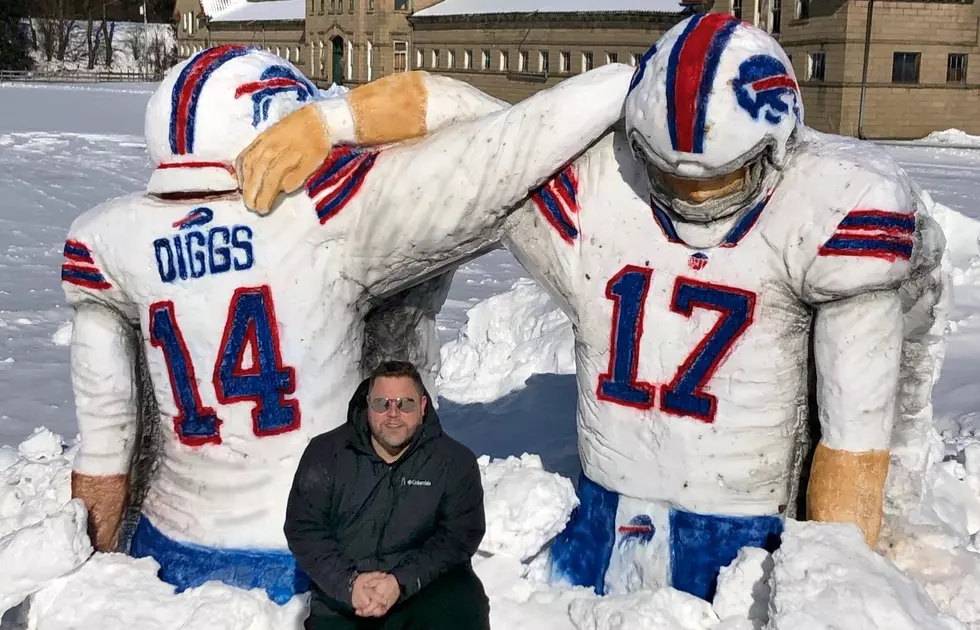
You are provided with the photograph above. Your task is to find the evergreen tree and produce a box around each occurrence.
[0,0,34,71]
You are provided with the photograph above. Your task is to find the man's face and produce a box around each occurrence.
[367,376,427,455]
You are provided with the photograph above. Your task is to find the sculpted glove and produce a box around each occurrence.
[806,443,890,548]
[237,71,430,215]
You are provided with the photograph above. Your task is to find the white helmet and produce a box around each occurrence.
[145,45,319,196]
[625,14,802,222]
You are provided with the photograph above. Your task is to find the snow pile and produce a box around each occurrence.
[918,129,980,148]
[437,277,575,403]
[0,428,91,616]
[27,554,310,630]
[478,453,578,561]
[768,520,967,630]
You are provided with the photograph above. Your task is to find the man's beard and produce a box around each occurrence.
[371,423,419,454]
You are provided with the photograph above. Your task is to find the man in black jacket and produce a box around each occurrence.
[284,360,490,630]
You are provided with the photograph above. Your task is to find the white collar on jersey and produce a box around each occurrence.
[146,160,238,196]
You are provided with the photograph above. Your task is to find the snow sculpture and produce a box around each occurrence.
[62,46,634,604]
[238,15,949,602]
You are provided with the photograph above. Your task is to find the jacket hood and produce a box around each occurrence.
[345,376,443,457]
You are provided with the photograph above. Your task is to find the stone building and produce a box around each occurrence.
[408,1,688,104]
[173,0,306,65]
[773,0,980,139]
[173,0,980,139]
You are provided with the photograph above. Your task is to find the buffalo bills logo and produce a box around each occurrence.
[172,207,214,230]
[234,65,318,127]
[732,55,801,125]
[617,515,656,549]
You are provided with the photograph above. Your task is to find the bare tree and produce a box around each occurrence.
[99,1,115,68]
[124,22,145,69]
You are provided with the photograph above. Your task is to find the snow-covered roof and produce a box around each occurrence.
[413,0,684,17]
[210,0,305,22]
[199,0,243,17]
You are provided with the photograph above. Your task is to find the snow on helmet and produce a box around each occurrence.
[624,14,803,222]
[145,45,319,196]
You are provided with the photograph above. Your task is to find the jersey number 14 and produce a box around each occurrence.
[149,285,300,446]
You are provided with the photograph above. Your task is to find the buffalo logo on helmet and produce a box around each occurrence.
[732,54,801,126]
[235,65,319,127]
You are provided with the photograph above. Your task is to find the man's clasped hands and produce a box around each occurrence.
[352,572,402,617]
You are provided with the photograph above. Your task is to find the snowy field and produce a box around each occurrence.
[1,81,980,629]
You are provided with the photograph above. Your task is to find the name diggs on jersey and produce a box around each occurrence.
[153,207,255,283]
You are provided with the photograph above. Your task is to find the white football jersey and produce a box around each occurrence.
[503,127,945,517]
[63,63,637,551]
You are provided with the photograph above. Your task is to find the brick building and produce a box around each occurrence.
[173,0,980,139]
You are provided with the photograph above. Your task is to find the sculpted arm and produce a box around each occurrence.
[61,231,141,552]
[801,175,925,547]
[239,71,511,213]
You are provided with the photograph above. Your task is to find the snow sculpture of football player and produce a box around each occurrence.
[62,47,635,604]
[238,15,948,602]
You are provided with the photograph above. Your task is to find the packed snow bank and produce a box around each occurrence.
[437,278,574,403]
[3,420,980,629]
[769,520,967,630]
[918,129,980,148]
[0,429,90,616]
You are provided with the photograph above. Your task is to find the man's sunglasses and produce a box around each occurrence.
[368,396,419,413]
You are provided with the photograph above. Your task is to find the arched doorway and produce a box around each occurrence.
[330,36,344,86]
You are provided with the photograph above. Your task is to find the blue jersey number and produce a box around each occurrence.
[149,285,300,446]
[597,265,756,423]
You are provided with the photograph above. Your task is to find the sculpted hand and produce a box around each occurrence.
[236,104,332,215]
[352,572,389,617]
[71,471,129,552]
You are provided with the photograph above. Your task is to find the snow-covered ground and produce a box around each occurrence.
[1,81,980,629]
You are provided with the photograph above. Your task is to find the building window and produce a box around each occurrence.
[518,50,528,71]
[606,52,618,65]
[464,49,472,70]
[349,0,354,11]
[560,51,570,73]
[482,49,490,70]
[582,52,594,73]
[771,0,781,34]
[394,0,408,9]
[416,48,424,69]
[892,52,920,83]
[797,0,809,19]
[539,50,549,74]
[500,50,509,71]
[807,52,825,81]
[369,0,374,8]
[346,40,354,80]
[948,53,968,83]
[366,40,373,81]
[319,0,324,12]
[318,41,325,75]
[394,40,408,72]
[448,50,456,69]
[732,0,742,19]
[329,0,335,11]
[431,50,438,68]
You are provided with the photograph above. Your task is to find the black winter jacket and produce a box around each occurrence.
[283,377,486,616]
